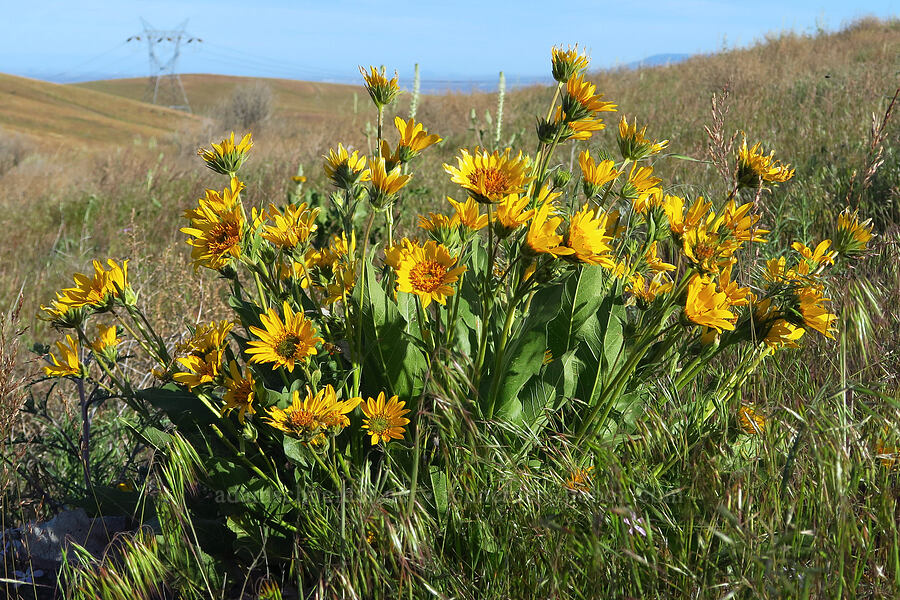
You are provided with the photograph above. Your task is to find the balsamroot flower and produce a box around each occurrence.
[323,143,371,189]
[736,137,794,188]
[738,405,766,435]
[551,44,590,83]
[395,241,466,307]
[394,117,442,162]
[834,208,875,258]
[617,115,668,161]
[44,335,81,378]
[246,301,322,372]
[525,203,575,258]
[578,149,619,198]
[684,274,736,332]
[443,147,533,204]
[222,361,256,423]
[260,202,320,249]
[359,65,401,109]
[197,132,253,175]
[360,392,411,445]
[265,385,360,445]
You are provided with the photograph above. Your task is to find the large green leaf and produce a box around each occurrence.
[137,384,218,431]
[546,265,612,357]
[574,285,627,407]
[487,283,564,423]
[356,261,427,401]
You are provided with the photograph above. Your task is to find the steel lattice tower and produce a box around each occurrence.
[127,19,200,112]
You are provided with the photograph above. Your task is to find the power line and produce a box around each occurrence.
[127,19,199,112]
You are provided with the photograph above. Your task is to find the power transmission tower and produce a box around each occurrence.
[127,19,201,112]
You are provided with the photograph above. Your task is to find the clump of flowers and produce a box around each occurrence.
[32,51,877,573]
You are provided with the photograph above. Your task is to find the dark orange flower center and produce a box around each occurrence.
[208,221,241,254]
[469,167,510,196]
[288,408,315,429]
[409,260,448,293]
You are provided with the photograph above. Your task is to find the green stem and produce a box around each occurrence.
[486,297,519,419]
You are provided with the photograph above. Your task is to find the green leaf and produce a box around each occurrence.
[429,466,449,526]
[356,261,427,400]
[546,265,611,357]
[137,384,218,431]
[282,436,310,468]
[574,285,626,407]
[488,283,564,424]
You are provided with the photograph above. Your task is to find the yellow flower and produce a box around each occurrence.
[792,286,836,338]
[177,320,234,357]
[495,192,535,236]
[181,181,244,271]
[834,208,875,258]
[40,291,88,329]
[370,157,412,208]
[736,137,794,188]
[222,361,256,423]
[359,65,401,108]
[764,318,806,349]
[360,391,411,445]
[323,143,371,189]
[90,323,120,356]
[561,74,617,123]
[617,115,668,161]
[62,259,133,310]
[173,349,223,390]
[763,256,796,285]
[721,200,768,244]
[792,240,836,275]
[443,147,534,204]
[628,273,673,304]
[246,301,322,372]
[683,223,731,274]
[684,274,736,333]
[551,44,590,83]
[664,194,711,238]
[718,264,750,307]
[384,238,420,269]
[565,204,615,267]
[395,241,466,308]
[395,116,442,161]
[562,113,607,141]
[578,150,619,197]
[323,260,356,304]
[44,335,81,378]
[197,132,253,175]
[265,385,360,444]
[525,202,576,258]
[875,432,898,468]
[644,241,675,274]
[418,212,458,232]
[564,465,594,492]
[739,406,766,435]
[448,197,488,231]
[260,202,320,248]
[621,164,662,204]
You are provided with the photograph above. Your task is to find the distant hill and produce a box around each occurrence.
[625,53,691,69]
[0,73,201,148]
[76,74,363,124]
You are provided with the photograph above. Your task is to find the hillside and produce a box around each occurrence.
[0,73,202,148]
[77,74,363,124]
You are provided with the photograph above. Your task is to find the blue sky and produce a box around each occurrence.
[2,1,896,85]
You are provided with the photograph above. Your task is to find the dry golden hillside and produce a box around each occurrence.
[0,73,202,148]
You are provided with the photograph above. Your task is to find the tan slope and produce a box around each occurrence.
[0,72,202,148]
[77,74,363,122]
